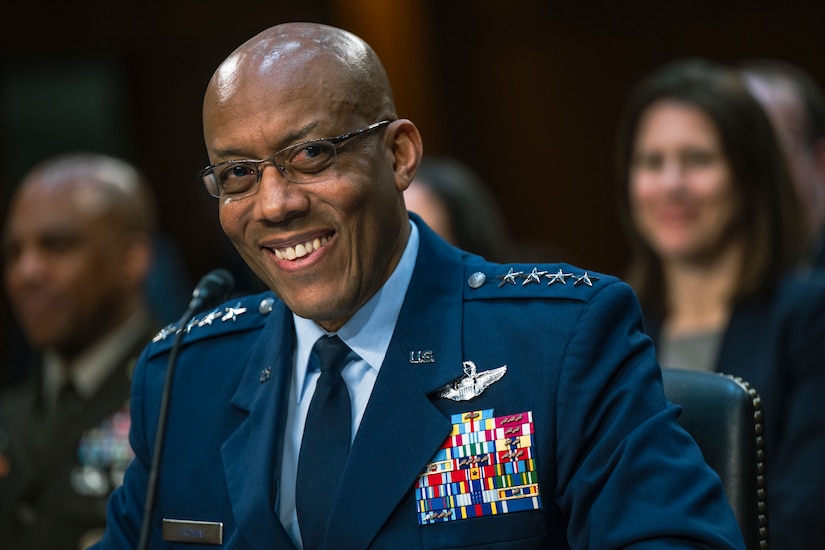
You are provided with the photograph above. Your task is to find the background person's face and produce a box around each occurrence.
[3,180,128,356]
[747,78,825,233]
[629,100,742,264]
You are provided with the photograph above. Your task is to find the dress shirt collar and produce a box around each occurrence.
[44,307,152,406]
[292,219,419,399]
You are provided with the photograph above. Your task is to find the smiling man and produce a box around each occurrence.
[95,23,745,549]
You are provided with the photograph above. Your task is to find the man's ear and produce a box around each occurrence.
[387,119,423,192]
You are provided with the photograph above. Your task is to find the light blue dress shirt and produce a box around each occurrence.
[278,221,419,548]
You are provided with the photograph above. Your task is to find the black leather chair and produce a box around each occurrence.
[661,368,768,550]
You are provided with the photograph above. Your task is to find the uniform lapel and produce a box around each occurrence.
[325,221,469,548]
[221,302,297,548]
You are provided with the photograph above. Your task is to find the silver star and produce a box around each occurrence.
[185,317,200,333]
[198,309,223,327]
[152,324,176,342]
[522,267,548,286]
[222,303,248,322]
[545,268,574,285]
[496,267,523,287]
[574,272,600,287]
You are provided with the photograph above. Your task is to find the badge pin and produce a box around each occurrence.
[437,360,507,401]
[70,465,110,497]
[260,367,271,383]
[258,297,275,314]
[468,272,487,289]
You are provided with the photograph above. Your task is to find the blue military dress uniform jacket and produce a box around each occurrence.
[97,220,744,549]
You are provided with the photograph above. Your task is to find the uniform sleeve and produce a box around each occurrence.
[92,346,155,548]
[554,280,745,549]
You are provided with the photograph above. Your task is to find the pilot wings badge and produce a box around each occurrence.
[437,360,508,402]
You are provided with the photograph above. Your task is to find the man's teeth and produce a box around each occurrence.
[274,236,330,260]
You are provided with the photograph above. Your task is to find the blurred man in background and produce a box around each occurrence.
[0,152,161,549]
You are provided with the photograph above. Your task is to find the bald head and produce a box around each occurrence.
[204,23,396,137]
[16,152,157,237]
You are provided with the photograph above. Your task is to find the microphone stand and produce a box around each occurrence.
[137,307,197,550]
[137,269,233,550]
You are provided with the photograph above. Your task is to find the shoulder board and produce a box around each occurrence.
[146,291,280,357]
[462,262,616,301]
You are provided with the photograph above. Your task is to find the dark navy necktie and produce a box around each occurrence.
[296,335,353,549]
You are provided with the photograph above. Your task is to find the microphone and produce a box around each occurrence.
[182,268,236,321]
[138,269,235,550]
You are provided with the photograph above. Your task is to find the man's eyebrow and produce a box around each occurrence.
[40,227,83,244]
[210,122,323,160]
[210,147,254,160]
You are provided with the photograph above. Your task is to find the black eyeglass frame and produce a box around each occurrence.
[198,119,393,199]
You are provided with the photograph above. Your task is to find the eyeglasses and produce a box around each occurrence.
[199,120,392,200]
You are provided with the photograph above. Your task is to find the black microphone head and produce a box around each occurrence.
[189,268,235,313]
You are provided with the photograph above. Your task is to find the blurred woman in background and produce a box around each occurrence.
[615,58,825,549]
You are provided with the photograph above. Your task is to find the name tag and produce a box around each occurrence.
[162,519,223,545]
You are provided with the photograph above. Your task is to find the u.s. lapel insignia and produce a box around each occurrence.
[410,350,436,364]
[437,361,507,402]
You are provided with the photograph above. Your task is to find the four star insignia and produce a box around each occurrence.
[152,298,274,342]
[486,267,599,289]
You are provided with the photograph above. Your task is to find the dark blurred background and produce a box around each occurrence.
[3,0,825,366]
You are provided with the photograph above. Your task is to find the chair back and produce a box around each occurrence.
[661,367,768,550]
